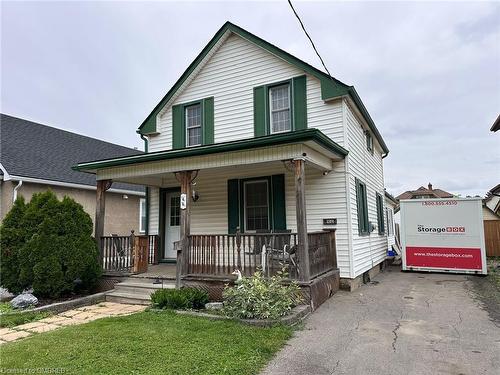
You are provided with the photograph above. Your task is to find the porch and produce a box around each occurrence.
[76,129,347,307]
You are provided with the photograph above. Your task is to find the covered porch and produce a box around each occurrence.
[75,129,347,302]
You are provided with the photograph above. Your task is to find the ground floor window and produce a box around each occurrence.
[244,180,269,231]
[386,207,394,236]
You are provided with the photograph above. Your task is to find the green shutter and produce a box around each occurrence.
[172,104,185,149]
[271,174,286,230]
[377,193,385,234]
[253,86,267,137]
[356,178,369,235]
[293,75,307,130]
[203,97,214,145]
[227,179,240,234]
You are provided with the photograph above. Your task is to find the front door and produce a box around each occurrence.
[164,192,181,260]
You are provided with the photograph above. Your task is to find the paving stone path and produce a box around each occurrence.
[0,302,146,345]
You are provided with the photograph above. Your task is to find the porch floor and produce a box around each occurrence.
[131,263,177,280]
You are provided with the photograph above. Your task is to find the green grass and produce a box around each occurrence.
[0,302,13,313]
[0,309,52,328]
[0,310,292,375]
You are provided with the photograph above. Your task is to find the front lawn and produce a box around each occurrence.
[0,310,292,375]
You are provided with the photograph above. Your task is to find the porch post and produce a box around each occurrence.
[293,159,310,282]
[95,179,112,264]
[178,171,192,288]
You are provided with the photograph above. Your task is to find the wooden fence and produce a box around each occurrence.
[101,233,159,273]
[484,221,500,257]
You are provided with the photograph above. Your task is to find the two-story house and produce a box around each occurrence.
[75,22,390,298]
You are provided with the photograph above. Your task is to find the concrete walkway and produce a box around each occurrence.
[262,267,500,375]
[0,302,146,345]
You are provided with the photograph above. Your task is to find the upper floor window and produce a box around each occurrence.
[269,84,291,133]
[186,103,202,147]
[366,131,373,153]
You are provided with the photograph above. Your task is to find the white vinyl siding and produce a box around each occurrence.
[344,99,387,278]
[148,33,345,152]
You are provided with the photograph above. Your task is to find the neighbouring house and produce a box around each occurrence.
[490,114,500,132]
[0,114,146,235]
[74,21,391,301]
[483,184,500,256]
[483,184,500,220]
[396,183,454,200]
[385,191,398,255]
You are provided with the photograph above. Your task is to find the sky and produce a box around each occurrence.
[1,1,499,197]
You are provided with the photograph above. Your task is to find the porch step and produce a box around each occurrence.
[105,277,175,305]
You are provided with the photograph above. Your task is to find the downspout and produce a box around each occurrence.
[13,180,23,203]
[140,134,149,235]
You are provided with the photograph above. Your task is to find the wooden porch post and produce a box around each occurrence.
[293,159,310,282]
[95,179,112,264]
[177,171,192,288]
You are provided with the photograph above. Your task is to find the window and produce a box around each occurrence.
[366,131,373,153]
[186,103,202,147]
[386,207,394,236]
[269,84,291,133]
[170,196,181,226]
[356,178,369,235]
[139,198,146,233]
[244,180,270,231]
[376,193,385,234]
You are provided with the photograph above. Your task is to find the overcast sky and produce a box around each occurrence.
[1,1,499,197]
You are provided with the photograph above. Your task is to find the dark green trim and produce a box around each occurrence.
[203,97,214,145]
[144,187,149,235]
[159,187,181,262]
[227,179,239,234]
[355,178,369,236]
[172,105,184,149]
[136,21,388,154]
[292,76,307,130]
[271,174,286,230]
[376,192,385,235]
[74,128,348,172]
[253,86,267,137]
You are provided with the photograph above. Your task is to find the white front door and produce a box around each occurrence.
[164,192,181,260]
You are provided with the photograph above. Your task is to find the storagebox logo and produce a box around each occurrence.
[417,225,465,234]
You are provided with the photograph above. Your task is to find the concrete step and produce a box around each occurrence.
[105,291,151,305]
[105,277,176,305]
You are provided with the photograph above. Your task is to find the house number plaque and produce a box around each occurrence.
[323,218,337,225]
[180,193,187,210]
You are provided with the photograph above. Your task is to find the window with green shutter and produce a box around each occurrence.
[356,178,369,236]
[253,75,307,137]
[376,193,385,235]
[172,97,214,149]
[227,174,286,233]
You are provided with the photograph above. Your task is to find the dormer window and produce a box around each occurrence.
[269,84,291,133]
[186,103,202,147]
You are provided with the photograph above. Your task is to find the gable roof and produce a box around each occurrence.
[0,114,144,192]
[138,21,389,154]
[396,185,454,200]
[490,114,500,132]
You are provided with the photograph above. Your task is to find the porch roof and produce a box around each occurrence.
[73,129,347,182]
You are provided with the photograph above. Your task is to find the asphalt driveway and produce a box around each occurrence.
[262,266,500,375]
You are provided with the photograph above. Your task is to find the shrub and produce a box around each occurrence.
[222,269,302,320]
[0,191,101,298]
[151,288,209,310]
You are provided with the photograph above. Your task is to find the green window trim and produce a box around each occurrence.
[172,97,214,149]
[365,131,374,154]
[356,178,369,236]
[227,174,286,234]
[376,193,385,235]
[254,75,307,137]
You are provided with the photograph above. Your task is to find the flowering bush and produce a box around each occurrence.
[222,269,302,320]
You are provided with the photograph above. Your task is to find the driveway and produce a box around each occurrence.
[262,267,500,375]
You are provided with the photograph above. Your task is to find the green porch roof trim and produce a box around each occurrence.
[137,21,389,154]
[74,129,348,172]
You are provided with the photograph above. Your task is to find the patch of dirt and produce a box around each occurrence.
[469,258,500,326]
